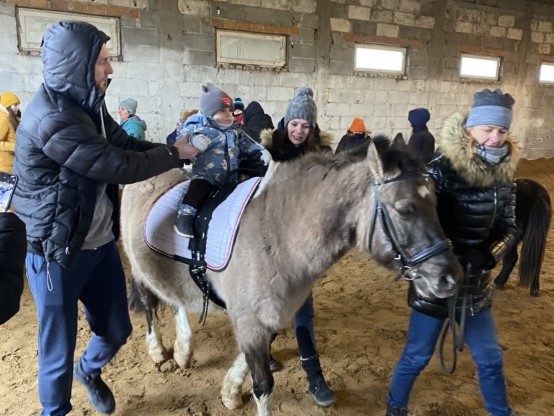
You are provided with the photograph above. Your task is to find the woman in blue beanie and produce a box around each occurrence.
[386,89,520,416]
[259,87,336,408]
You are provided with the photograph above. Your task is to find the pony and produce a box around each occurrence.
[494,178,551,296]
[120,136,462,416]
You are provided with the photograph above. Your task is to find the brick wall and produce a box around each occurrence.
[0,0,553,158]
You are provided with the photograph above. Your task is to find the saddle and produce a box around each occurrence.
[144,176,262,319]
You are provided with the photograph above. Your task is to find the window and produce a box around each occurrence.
[16,8,121,58]
[539,62,554,83]
[459,54,501,80]
[354,44,406,75]
[216,30,286,69]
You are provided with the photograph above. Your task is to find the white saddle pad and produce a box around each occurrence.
[144,177,262,270]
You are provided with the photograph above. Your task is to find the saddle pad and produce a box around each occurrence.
[144,177,262,270]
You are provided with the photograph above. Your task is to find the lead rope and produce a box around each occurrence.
[439,289,468,374]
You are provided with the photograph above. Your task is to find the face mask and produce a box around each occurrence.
[474,144,509,165]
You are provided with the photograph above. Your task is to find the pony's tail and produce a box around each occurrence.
[518,193,552,296]
[128,276,160,314]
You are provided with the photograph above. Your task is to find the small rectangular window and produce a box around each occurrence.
[460,54,501,80]
[16,7,121,59]
[355,44,406,75]
[216,30,286,69]
[539,63,554,83]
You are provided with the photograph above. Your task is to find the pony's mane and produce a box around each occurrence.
[372,134,421,175]
[269,134,420,185]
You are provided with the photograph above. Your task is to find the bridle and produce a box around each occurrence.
[367,171,452,281]
[368,170,463,374]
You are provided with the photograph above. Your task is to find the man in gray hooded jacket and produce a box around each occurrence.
[13,21,197,416]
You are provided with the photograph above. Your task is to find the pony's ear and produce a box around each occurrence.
[367,140,384,181]
[392,132,406,147]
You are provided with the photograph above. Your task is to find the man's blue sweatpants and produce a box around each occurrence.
[26,240,132,416]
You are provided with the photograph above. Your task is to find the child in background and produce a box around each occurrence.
[174,83,270,238]
[233,97,245,125]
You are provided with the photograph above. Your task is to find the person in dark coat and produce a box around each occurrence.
[335,117,371,154]
[386,89,520,416]
[241,100,274,143]
[13,20,197,416]
[406,107,435,164]
[0,212,26,325]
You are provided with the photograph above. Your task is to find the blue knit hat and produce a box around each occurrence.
[284,87,317,127]
[465,88,515,129]
[119,98,137,115]
[199,83,232,117]
[408,108,430,128]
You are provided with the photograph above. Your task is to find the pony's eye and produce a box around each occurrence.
[396,202,415,217]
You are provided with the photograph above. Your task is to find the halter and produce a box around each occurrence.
[367,171,452,281]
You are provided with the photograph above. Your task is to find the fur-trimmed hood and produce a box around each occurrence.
[259,128,333,149]
[435,112,519,187]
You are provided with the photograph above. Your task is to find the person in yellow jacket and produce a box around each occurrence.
[0,92,21,173]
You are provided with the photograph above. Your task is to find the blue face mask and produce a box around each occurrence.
[474,144,509,165]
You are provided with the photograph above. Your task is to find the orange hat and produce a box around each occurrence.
[0,91,20,108]
[349,117,366,133]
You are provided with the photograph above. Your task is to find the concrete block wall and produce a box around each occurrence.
[0,0,553,158]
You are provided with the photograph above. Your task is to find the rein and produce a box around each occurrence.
[368,172,452,281]
[438,291,467,374]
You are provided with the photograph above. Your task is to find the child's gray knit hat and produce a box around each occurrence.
[199,82,232,117]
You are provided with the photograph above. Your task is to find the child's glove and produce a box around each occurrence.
[189,134,210,152]
[260,149,272,166]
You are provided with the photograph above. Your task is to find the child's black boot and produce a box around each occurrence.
[174,204,197,238]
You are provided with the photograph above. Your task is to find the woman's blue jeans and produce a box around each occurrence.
[388,309,513,416]
[294,293,317,359]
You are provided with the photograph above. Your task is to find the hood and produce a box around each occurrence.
[260,127,333,149]
[124,115,147,130]
[244,101,265,120]
[436,112,519,186]
[41,21,110,113]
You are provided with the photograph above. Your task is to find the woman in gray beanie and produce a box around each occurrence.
[259,86,336,408]
[386,88,520,416]
[118,98,147,140]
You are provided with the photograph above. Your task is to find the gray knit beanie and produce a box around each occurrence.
[465,88,515,129]
[119,98,137,115]
[284,87,317,127]
[199,82,232,118]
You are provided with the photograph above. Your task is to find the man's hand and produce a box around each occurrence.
[174,133,199,159]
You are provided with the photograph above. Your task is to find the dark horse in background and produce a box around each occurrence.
[494,178,552,296]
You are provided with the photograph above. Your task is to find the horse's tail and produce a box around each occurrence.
[518,190,551,295]
[128,275,160,314]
